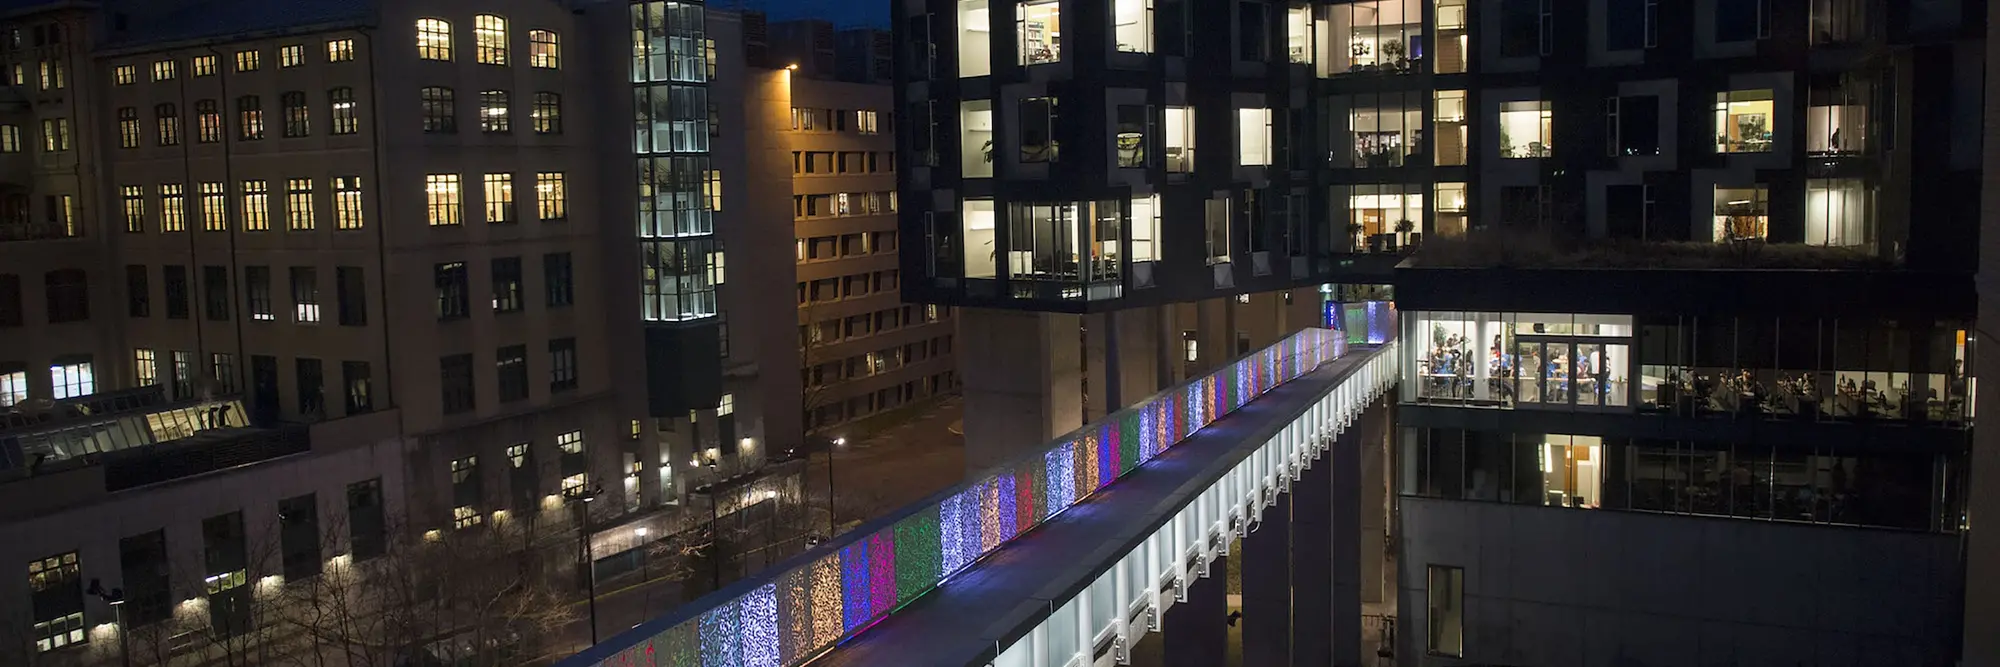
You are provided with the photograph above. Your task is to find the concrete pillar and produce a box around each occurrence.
[1291,446,1335,667]
[1085,309,1164,417]
[1164,554,1228,667]
[1360,398,1392,605]
[1331,410,1364,667]
[1242,493,1292,666]
[1154,304,1175,392]
[956,308,1084,474]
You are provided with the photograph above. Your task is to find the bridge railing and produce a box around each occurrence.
[566,307,1394,667]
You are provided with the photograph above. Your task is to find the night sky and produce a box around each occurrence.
[748,0,890,27]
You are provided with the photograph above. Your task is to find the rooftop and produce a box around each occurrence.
[99,0,370,50]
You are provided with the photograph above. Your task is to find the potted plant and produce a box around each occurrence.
[1347,223,1366,252]
[1395,219,1418,250]
[1380,40,1408,72]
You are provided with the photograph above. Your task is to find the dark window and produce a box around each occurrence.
[202,265,229,321]
[543,252,573,307]
[491,257,522,313]
[118,530,170,626]
[440,353,474,413]
[1500,185,1550,228]
[435,262,468,319]
[497,344,528,402]
[1611,95,1660,157]
[1236,1,1267,61]
[43,269,86,323]
[421,86,456,134]
[295,358,323,415]
[1606,184,1654,240]
[1606,0,1652,51]
[1716,0,1768,42]
[342,361,372,414]
[346,479,386,560]
[125,265,148,318]
[278,494,321,580]
[336,266,366,326]
[532,92,561,134]
[244,266,273,321]
[549,337,577,392]
[0,273,19,326]
[1500,0,1542,58]
[200,511,250,637]
[164,266,189,319]
[290,267,319,324]
[1158,0,1188,57]
[281,91,309,137]
[155,103,180,146]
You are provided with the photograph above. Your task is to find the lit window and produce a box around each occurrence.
[191,55,215,76]
[286,178,314,231]
[535,172,566,221]
[483,173,513,224]
[529,30,559,68]
[718,393,734,416]
[135,349,157,386]
[113,64,135,85]
[235,49,259,72]
[1498,100,1553,158]
[200,182,227,231]
[280,44,304,68]
[426,174,461,226]
[241,180,269,231]
[328,87,358,135]
[531,92,561,134]
[1805,178,1871,248]
[474,15,508,65]
[480,90,510,133]
[957,0,992,77]
[28,552,83,652]
[1237,107,1272,166]
[333,176,364,230]
[416,18,452,61]
[557,430,583,454]
[121,185,144,232]
[237,95,264,140]
[195,99,221,142]
[1129,194,1162,262]
[1713,185,1769,242]
[959,99,993,177]
[155,103,180,146]
[49,359,92,398]
[1114,0,1152,53]
[0,125,19,153]
[421,86,455,134]
[1714,89,1775,154]
[1285,4,1312,64]
[326,38,355,62]
[38,119,67,152]
[1204,195,1231,263]
[116,107,139,149]
[159,183,185,232]
[151,59,175,81]
[1434,0,1469,74]
[0,369,24,406]
[1016,0,1061,66]
[1165,106,1195,173]
[453,505,482,529]
[1434,90,1468,166]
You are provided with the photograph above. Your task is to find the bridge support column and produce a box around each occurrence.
[957,308,1084,475]
[1164,555,1227,667]
[1243,493,1292,666]
[1331,411,1365,666]
[1291,447,1335,667]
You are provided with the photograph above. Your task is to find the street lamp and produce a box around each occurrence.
[826,437,847,534]
[86,579,129,667]
[562,482,606,647]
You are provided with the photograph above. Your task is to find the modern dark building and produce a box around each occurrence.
[898,0,1984,664]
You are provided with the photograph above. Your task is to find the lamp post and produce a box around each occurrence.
[827,437,846,534]
[86,579,129,667]
[562,482,605,647]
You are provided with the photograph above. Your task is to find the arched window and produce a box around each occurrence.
[280,91,310,138]
[420,86,455,134]
[154,103,179,146]
[528,30,559,69]
[474,15,508,65]
[416,18,451,61]
[328,87,357,135]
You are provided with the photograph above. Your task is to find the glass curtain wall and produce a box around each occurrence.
[1636,316,1974,424]
[1322,0,1421,75]
[633,1,716,323]
[1404,311,1634,410]
[1401,428,1963,532]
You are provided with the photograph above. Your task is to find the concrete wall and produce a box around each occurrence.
[1399,498,1962,667]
